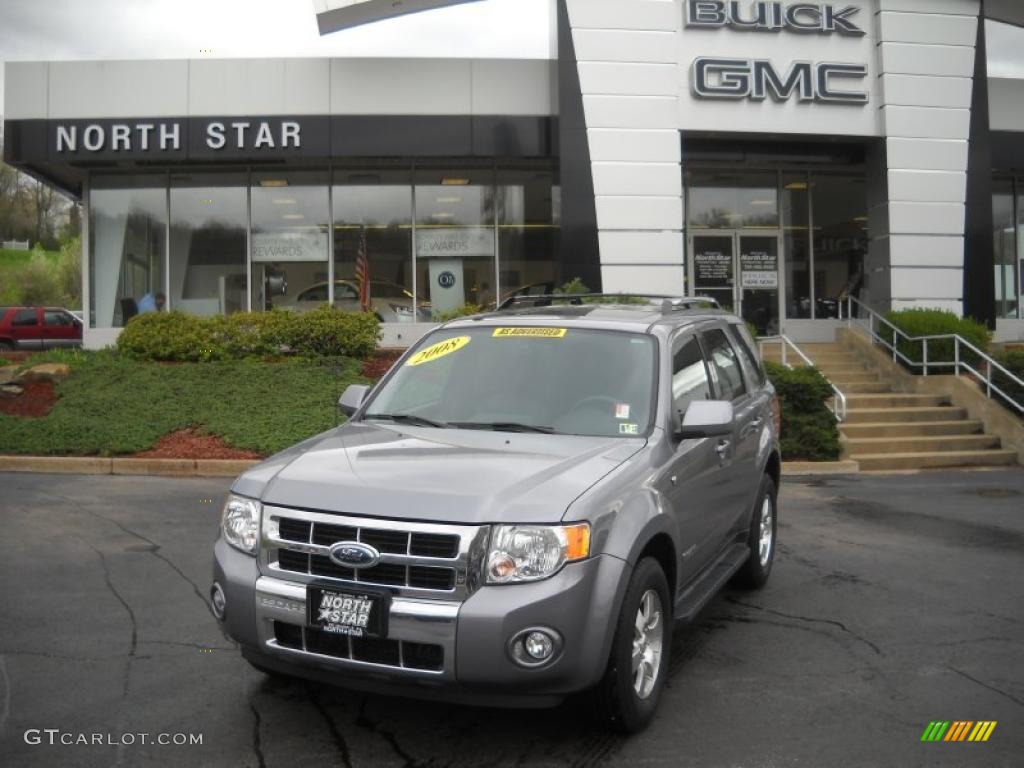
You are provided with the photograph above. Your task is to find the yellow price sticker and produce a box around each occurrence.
[492,327,568,339]
[405,336,471,366]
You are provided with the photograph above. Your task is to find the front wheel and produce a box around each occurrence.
[734,474,777,589]
[592,557,672,733]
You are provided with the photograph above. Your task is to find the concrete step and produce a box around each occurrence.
[845,406,967,424]
[840,420,985,438]
[844,434,1001,455]
[852,449,1018,471]
[837,382,893,394]
[817,362,871,373]
[845,393,950,409]
[827,371,882,384]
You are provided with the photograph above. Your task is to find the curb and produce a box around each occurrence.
[0,456,259,477]
[782,460,860,476]
[0,455,860,478]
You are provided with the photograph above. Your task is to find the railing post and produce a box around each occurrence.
[922,338,928,376]
[954,338,960,377]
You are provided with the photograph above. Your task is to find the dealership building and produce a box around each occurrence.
[3,0,1024,347]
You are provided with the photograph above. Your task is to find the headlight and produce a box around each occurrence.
[221,495,261,555]
[486,523,590,584]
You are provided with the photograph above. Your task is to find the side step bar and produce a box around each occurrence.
[673,542,750,623]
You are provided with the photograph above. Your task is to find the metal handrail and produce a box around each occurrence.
[759,334,848,422]
[839,295,1024,416]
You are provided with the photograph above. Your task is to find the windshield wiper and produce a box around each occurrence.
[449,421,555,434]
[363,413,450,429]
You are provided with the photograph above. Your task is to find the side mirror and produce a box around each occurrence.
[675,400,734,440]
[338,384,370,417]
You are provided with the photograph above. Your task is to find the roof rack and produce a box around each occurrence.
[496,293,721,312]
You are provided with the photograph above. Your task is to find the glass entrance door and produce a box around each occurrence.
[689,231,781,336]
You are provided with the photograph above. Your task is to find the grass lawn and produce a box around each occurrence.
[0,351,370,456]
[0,248,62,305]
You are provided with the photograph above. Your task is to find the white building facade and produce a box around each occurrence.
[3,0,1024,347]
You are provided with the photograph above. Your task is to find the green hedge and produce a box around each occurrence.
[117,307,380,362]
[765,361,840,461]
[993,349,1024,415]
[883,308,992,370]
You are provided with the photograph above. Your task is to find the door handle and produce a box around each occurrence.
[715,439,731,460]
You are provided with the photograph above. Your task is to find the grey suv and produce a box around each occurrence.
[212,295,781,732]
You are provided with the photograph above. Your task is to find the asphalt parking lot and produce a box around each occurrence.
[0,469,1022,768]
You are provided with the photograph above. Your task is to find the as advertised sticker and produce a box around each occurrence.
[492,327,568,339]
[405,336,470,367]
[619,423,639,435]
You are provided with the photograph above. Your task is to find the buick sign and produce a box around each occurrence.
[329,541,380,569]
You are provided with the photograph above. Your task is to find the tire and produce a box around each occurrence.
[0,340,15,351]
[592,557,673,734]
[734,473,778,589]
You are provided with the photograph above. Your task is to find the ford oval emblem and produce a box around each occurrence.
[328,541,380,569]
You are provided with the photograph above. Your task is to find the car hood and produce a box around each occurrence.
[233,422,645,525]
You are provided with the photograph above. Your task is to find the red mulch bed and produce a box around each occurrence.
[361,349,404,380]
[0,380,58,418]
[133,428,264,460]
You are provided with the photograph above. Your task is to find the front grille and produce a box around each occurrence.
[273,621,443,672]
[268,509,474,595]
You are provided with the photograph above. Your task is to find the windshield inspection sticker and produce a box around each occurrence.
[619,423,639,435]
[615,403,631,419]
[492,327,568,339]
[405,336,471,367]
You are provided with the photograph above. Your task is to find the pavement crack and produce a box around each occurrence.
[250,698,267,768]
[0,648,120,662]
[305,683,353,768]
[86,541,137,696]
[726,597,882,656]
[355,694,436,768]
[947,665,1024,708]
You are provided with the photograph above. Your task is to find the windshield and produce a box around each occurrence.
[362,326,657,438]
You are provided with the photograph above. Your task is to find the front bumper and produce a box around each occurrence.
[214,536,628,700]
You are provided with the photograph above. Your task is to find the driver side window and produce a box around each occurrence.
[672,336,712,417]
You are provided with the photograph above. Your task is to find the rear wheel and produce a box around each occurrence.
[592,557,672,733]
[0,340,15,351]
[734,474,777,589]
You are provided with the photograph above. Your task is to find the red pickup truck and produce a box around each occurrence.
[0,307,83,350]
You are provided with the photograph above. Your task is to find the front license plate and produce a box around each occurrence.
[307,585,389,638]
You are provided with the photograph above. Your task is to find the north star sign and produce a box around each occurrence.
[54,120,303,153]
[687,1,868,105]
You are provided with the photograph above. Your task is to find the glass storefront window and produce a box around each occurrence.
[169,172,247,315]
[415,168,496,318]
[782,173,811,319]
[993,180,1015,319]
[687,171,779,229]
[250,171,330,312]
[89,174,167,328]
[333,169,421,322]
[497,168,560,309]
[812,174,867,319]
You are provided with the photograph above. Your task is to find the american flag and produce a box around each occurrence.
[355,225,370,312]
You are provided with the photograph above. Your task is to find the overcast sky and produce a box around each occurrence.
[1,2,1023,117]
[0,0,554,114]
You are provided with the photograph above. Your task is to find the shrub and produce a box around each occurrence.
[117,312,218,362]
[435,303,483,322]
[883,308,992,371]
[992,349,1024,415]
[14,250,61,306]
[117,308,381,362]
[765,361,840,461]
[560,277,590,295]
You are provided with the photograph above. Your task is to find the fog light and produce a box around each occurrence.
[524,631,554,661]
[508,626,563,667]
[210,583,227,620]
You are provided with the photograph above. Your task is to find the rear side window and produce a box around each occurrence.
[728,323,766,387]
[702,327,747,401]
[12,309,38,327]
[672,335,712,416]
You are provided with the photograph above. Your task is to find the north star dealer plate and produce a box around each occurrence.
[308,585,390,638]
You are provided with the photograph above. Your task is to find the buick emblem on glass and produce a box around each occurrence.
[328,541,380,569]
